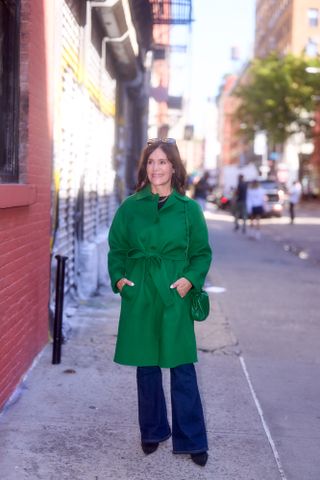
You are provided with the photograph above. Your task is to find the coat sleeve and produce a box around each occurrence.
[108,204,130,293]
[182,200,212,290]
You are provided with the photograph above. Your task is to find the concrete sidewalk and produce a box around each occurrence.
[209,199,320,265]
[261,200,320,265]
[0,273,283,480]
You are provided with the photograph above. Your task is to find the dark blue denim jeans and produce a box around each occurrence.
[136,364,208,454]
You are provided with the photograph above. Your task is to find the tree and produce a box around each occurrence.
[233,53,320,146]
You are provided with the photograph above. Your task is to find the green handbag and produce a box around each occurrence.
[190,289,210,322]
[185,203,210,322]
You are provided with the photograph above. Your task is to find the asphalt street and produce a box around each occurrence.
[0,203,319,480]
[206,203,320,480]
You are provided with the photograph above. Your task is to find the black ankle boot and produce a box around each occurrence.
[141,442,159,455]
[191,451,208,466]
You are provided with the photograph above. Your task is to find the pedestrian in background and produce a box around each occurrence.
[247,180,266,240]
[108,138,212,467]
[233,174,247,233]
[288,180,302,224]
[194,171,210,211]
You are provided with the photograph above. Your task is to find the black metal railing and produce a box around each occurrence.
[149,0,193,25]
[52,255,68,365]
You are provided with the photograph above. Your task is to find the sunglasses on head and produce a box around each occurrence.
[147,137,176,145]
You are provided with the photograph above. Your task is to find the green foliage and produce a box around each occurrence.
[233,53,320,145]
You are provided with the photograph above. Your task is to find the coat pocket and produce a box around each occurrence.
[120,283,135,300]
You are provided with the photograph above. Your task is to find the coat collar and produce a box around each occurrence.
[135,184,188,202]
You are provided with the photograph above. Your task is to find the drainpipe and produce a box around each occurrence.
[100,30,130,72]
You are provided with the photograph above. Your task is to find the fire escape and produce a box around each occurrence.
[149,0,193,25]
[148,0,193,135]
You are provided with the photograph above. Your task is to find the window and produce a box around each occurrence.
[306,37,318,57]
[308,8,319,27]
[0,0,20,183]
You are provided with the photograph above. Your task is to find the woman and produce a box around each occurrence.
[108,138,212,466]
[246,179,266,239]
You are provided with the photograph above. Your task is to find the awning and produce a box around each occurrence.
[91,0,145,81]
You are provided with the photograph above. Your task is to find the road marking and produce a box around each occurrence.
[239,355,288,480]
[205,286,226,293]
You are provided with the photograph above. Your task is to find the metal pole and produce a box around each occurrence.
[52,255,68,365]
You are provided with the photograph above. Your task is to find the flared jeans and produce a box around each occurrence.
[136,363,208,454]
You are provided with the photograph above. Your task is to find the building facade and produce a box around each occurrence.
[255,0,320,58]
[0,0,153,411]
[50,0,152,303]
[254,0,320,192]
[216,75,244,168]
[148,1,194,171]
[0,0,54,410]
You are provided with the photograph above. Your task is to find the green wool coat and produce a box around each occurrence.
[108,185,212,368]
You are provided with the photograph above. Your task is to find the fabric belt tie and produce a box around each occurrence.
[127,249,185,307]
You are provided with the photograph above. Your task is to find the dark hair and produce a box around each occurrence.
[136,142,187,194]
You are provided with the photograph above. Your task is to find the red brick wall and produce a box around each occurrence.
[0,0,54,410]
[220,75,239,166]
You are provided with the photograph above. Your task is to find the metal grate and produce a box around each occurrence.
[149,0,192,25]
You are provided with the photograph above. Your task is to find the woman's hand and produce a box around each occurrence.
[117,278,134,292]
[170,277,192,298]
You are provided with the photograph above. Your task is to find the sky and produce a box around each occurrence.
[170,0,256,135]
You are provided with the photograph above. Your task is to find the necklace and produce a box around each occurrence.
[158,195,169,203]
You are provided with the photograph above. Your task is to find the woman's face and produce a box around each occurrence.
[146,147,174,192]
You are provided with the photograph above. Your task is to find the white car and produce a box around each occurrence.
[260,180,285,217]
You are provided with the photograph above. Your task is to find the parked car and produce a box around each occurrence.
[208,180,285,217]
[260,180,285,217]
